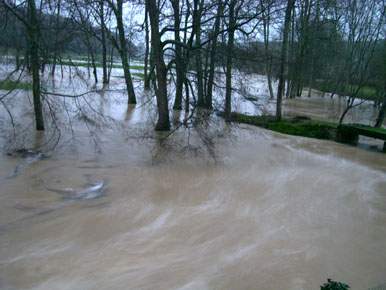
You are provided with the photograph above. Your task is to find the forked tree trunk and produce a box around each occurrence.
[147,0,170,130]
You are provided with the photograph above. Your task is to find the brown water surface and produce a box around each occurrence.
[0,67,385,290]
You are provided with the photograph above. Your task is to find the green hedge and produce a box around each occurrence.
[230,112,337,140]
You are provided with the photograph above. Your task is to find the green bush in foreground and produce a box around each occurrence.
[321,279,350,290]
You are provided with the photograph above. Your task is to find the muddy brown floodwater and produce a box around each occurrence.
[0,66,386,290]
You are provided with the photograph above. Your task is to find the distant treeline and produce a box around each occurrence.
[0,5,139,62]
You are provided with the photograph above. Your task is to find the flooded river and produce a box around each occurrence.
[0,66,386,290]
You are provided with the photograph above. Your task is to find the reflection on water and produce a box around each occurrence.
[0,66,386,290]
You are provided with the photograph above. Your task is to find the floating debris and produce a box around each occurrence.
[46,181,105,200]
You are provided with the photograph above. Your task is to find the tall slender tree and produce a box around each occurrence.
[106,0,137,104]
[224,0,236,120]
[276,0,295,121]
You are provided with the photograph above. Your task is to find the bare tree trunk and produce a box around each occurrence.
[185,79,190,113]
[203,41,210,97]
[375,95,386,128]
[28,0,44,131]
[306,0,320,98]
[194,0,205,107]
[171,0,184,110]
[295,0,312,97]
[86,52,91,78]
[99,0,108,84]
[374,41,386,127]
[84,33,98,83]
[225,0,236,121]
[147,0,170,130]
[144,2,150,89]
[15,46,21,70]
[286,3,296,99]
[262,1,274,99]
[339,97,356,125]
[276,0,295,121]
[25,46,31,71]
[90,47,98,84]
[51,0,61,77]
[107,45,114,82]
[115,0,136,104]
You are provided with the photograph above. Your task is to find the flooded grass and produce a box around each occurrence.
[0,79,31,91]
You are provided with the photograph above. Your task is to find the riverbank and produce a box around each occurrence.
[229,112,386,152]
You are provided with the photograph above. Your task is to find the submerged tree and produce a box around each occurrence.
[2,0,45,130]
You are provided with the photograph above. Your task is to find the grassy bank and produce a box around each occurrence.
[0,79,32,90]
[55,60,144,71]
[315,82,381,102]
[230,112,338,140]
[230,112,386,152]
